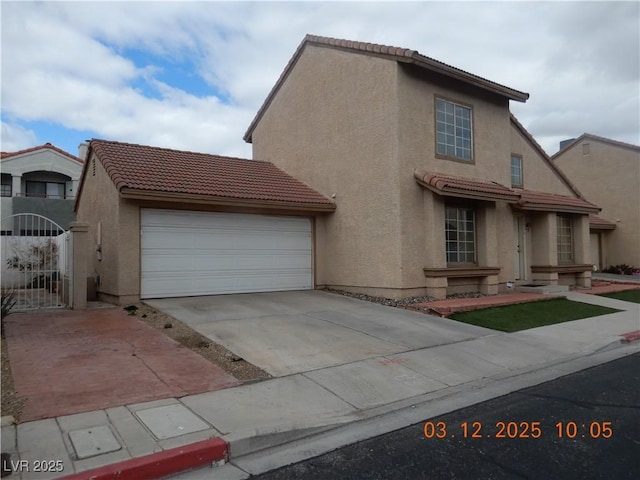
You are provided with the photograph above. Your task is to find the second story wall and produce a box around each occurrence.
[396,64,515,287]
[509,123,575,195]
[397,64,513,184]
[251,44,405,290]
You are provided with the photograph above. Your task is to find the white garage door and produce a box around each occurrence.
[141,209,313,299]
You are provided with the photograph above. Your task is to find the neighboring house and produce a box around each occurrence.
[244,35,600,299]
[74,140,335,304]
[1,143,84,234]
[552,134,640,269]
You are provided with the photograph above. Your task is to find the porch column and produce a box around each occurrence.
[12,175,21,197]
[423,191,447,299]
[531,212,559,285]
[573,215,592,288]
[70,222,89,309]
[476,203,499,294]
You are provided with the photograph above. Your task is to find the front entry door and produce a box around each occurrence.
[515,216,527,281]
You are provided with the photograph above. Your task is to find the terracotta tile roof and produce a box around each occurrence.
[245,34,529,142]
[414,169,600,214]
[1,142,83,163]
[551,133,640,159]
[589,214,616,230]
[516,189,600,214]
[87,139,335,210]
[414,169,520,202]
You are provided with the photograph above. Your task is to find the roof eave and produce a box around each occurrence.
[590,223,616,231]
[245,36,530,142]
[119,188,336,213]
[514,203,600,215]
[414,178,519,203]
[410,55,529,102]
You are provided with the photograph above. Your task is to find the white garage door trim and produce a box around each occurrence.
[141,209,313,299]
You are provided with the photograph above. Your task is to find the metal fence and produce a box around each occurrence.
[1,213,68,310]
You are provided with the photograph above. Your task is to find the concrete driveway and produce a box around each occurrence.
[145,290,494,377]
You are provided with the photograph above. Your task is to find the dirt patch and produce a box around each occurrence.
[126,303,271,383]
[1,334,25,421]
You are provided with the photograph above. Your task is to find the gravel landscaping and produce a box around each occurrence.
[127,303,271,382]
[1,335,25,421]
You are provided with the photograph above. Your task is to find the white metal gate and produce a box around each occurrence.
[1,213,69,310]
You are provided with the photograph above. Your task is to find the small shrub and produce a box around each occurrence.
[603,264,640,276]
[1,288,17,320]
[1,287,17,338]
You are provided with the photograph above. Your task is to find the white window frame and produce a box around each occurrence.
[557,215,573,264]
[511,155,523,187]
[445,206,476,264]
[436,98,473,161]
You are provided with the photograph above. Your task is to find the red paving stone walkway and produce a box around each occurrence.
[414,292,560,316]
[4,307,240,422]
[581,281,640,295]
[414,282,639,316]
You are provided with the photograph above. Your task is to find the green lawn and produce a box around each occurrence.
[449,298,620,332]
[598,289,640,304]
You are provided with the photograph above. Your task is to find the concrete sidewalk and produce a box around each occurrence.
[2,293,639,480]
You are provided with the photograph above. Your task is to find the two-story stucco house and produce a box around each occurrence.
[552,134,640,269]
[244,35,600,299]
[1,143,84,234]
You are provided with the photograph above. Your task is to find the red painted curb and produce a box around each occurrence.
[58,437,227,480]
[620,330,640,343]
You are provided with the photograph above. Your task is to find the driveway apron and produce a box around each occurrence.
[4,307,239,421]
[146,290,494,377]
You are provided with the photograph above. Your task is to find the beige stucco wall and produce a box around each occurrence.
[75,153,123,302]
[554,139,640,267]
[510,127,574,195]
[251,45,406,296]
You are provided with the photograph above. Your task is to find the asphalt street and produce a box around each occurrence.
[255,352,640,480]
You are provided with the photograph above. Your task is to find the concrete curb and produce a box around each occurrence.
[58,437,227,480]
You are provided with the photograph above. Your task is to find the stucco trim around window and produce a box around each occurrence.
[510,154,523,187]
[556,214,574,264]
[424,266,501,278]
[530,264,592,274]
[434,96,475,164]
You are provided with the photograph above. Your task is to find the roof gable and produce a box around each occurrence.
[1,143,83,164]
[510,114,584,198]
[551,133,640,159]
[244,34,529,142]
[76,139,335,212]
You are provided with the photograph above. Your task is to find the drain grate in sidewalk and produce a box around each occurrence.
[134,404,210,440]
[69,426,122,459]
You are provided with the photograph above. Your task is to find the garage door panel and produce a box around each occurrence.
[142,253,312,272]
[141,210,313,298]
[142,271,312,297]
[143,228,311,250]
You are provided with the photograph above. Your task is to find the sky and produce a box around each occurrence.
[1,1,639,160]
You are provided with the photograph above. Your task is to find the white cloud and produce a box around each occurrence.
[0,1,638,158]
[0,122,38,152]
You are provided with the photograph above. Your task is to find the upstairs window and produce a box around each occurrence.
[1,175,11,197]
[445,206,476,263]
[25,181,66,199]
[436,98,473,161]
[511,155,523,187]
